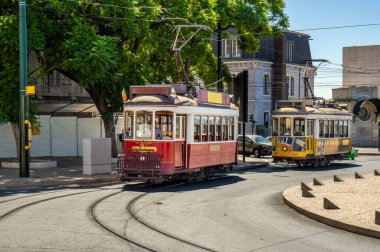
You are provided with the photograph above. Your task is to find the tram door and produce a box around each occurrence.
[175,115,186,168]
[306,120,314,154]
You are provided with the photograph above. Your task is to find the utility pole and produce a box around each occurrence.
[217,22,223,92]
[19,0,29,177]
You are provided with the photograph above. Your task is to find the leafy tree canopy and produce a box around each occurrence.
[0,0,288,155]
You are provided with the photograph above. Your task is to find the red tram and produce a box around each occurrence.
[117,85,239,182]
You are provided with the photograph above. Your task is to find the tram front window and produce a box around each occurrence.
[136,111,152,138]
[280,118,291,136]
[293,118,305,136]
[155,112,173,140]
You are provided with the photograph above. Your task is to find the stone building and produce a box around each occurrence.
[332,45,380,147]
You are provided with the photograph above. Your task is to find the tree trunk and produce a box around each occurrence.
[10,121,20,159]
[103,119,117,158]
[86,85,118,158]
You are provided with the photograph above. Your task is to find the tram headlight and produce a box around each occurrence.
[139,156,146,161]
[282,146,288,151]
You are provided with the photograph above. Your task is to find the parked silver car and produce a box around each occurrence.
[238,135,272,158]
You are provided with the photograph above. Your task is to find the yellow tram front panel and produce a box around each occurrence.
[272,136,314,158]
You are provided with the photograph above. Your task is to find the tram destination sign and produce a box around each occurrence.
[197,90,230,105]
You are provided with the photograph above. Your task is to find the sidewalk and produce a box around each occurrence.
[355,147,380,155]
[0,156,268,189]
[283,172,380,239]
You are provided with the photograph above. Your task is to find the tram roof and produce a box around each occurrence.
[272,106,351,116]
[126,94,238,110]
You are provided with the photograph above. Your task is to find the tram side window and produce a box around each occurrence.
[222,116,229,140]
[209,116,215,141]
[215,116,222,141]
[324,120,329,138]
[155,112,173,140]
[272,118,279,136]
[194,115,201,142]
[280,118,291,136]
[339,120,344,137]
[293,118,305,136]
[201,116,208,141]
[334,121,339,138]
[319,120,324,138]
[176,115,186,140]
[136,111,152,138]
[125,111,134,138]
[343,120,349,137]
[229,117,235,140]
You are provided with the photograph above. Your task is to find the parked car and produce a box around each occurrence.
[238,135,272,158]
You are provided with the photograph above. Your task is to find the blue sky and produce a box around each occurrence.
[285,0,380,98]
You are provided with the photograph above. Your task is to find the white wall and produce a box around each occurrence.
[51,117,77,156]
[30,115,51,157]
[0,123,16,158]
[0,116,107,158]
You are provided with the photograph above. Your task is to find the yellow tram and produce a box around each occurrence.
[271,99,354,166]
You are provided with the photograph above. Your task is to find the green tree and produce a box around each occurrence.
[0,1,44,157]
[0,0,287,157]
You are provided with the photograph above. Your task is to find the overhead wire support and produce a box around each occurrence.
[303,59,329,99]
[171,24,211,83]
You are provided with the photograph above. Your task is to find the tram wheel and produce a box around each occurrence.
[313,159,320,167]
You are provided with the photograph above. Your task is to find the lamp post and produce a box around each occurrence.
[19,0,29,177]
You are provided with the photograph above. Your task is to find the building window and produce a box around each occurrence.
[264,74,270,95]
[290,77,295,96]
[264,112,269,128]
[224,39,232,58]
[287,43,293,62]
[232,40,241,58]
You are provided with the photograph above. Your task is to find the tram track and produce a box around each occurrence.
[0,187,121,220]
[89,181,216,252]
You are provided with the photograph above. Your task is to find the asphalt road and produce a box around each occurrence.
[1,156,380,251]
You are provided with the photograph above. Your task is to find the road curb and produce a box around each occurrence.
[283,191,380,239]
[358,153,380,156]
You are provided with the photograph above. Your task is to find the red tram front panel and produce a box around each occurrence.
[187,142,237,169]
[124,140,185,173]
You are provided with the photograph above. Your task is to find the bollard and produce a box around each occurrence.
[334,175,344,182]
[301,182,313,191]
[313,178,324,186]
[302,189,315,198]
[375,211,380,225]
[324,197,340,210]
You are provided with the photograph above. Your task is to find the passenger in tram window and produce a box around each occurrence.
[126,128,131,137]
[155,126,163,139]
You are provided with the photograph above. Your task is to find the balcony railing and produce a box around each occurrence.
[36,78,90,97]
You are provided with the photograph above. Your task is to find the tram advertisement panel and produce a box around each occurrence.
[315,139,350,156]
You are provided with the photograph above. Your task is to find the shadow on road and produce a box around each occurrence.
[123,175,246,193]
[248,162,362,174]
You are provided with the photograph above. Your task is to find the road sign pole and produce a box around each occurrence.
[19,0,29,177]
